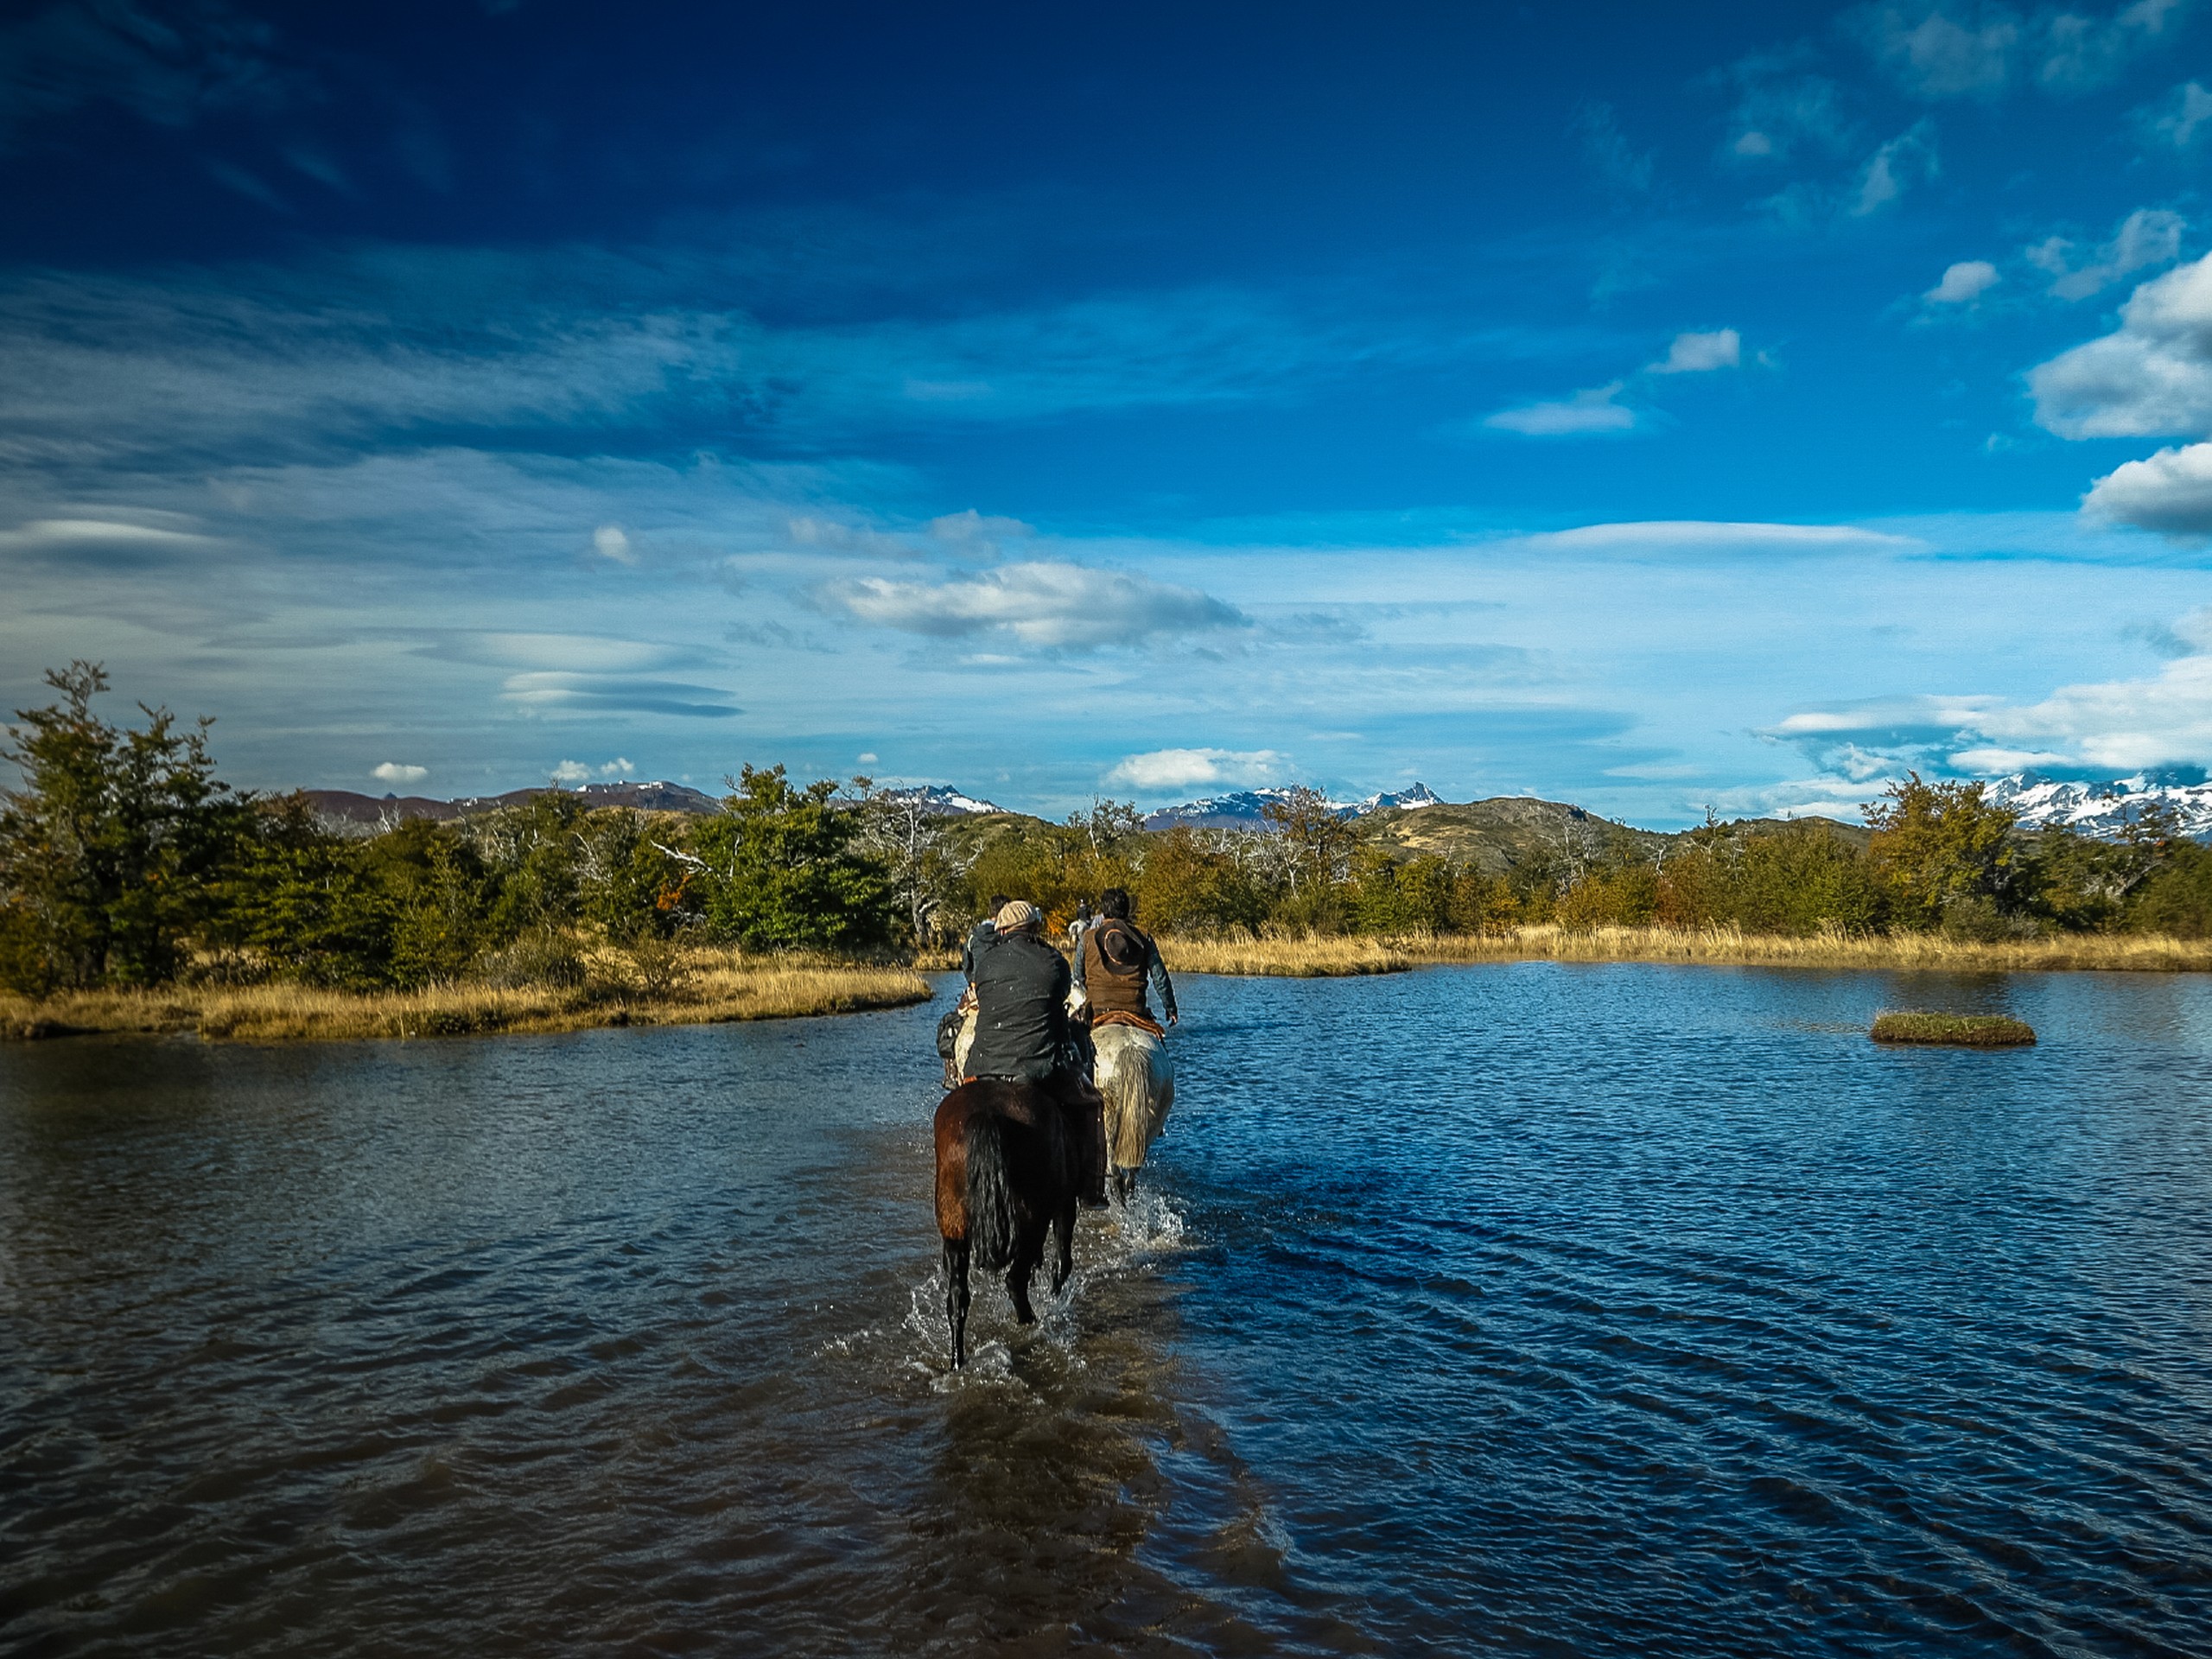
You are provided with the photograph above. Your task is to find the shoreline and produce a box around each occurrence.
[1156,925,2212,976]
[3,957,932,1043]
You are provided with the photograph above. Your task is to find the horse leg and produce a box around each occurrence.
[944,1236,970,1367]
[1007,1220,1039,1324]
[1050,1194,1075,1295]
[1111,1166,1135,1205]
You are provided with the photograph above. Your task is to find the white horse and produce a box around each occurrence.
[1089,1017,1174,1203]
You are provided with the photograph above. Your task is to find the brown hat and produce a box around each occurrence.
[994,899,1041,933]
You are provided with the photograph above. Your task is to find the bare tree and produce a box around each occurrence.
[852,779,973,949]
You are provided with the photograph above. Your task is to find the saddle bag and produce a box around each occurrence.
[935,1004,966,1061]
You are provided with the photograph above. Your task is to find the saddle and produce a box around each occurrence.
[1090,1009,1165,1039]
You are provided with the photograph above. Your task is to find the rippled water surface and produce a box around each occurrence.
[7,964,2212,1656]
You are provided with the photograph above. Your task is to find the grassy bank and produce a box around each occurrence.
[1157,925,2212,976]
[2,949,931,1042]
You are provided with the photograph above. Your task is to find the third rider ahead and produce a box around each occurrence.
[965,899,1109,1207]
[1073,887,1178,1031]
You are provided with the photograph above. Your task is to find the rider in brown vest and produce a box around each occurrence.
[1074,887,1178,1028]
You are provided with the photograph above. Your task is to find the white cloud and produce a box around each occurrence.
[785,516,915,558]
[601,757,632,777]
[1501,520,1917,556]
[822,560,1245,649]
[2038,0,2190,92]
[550,760,591,785]
[499,673,739,717]
[2082,441,2212,531]
[0,517,212,554]
[927,508,1033,552]
[1858,5,2018,99]
[1770,609,2212,774]
[443,632,691,672]
[1573,101,1654,197]
[1104,747,1287,792]
[1716,58,1853,164]
[1649,328,1742,373]
[1850,122,1937,215]
[1858,2,2185,100]
[2031,250,2212,437]
[1925,259,2000,303]
[856,751,878,764]
[1484,382,1636,435]
[372,761,428,785]
[2139,78,2212,147]
[2028,207,2185,301]
[593,524,634,563]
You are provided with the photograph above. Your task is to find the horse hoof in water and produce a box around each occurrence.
[1110,1166,1136,1205]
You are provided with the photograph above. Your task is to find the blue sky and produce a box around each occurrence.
[7,0,2212,824]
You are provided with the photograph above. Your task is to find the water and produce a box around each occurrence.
[5,963,2212,1656]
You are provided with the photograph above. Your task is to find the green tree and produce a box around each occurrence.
[1865,774,2022,933]
[358,817,495,987]
[0,662,247,990]
[209,793,398,987]
[691,766,896,950]
[1136,825,1268,933]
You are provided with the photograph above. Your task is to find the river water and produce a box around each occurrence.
[5,963,2212,1656]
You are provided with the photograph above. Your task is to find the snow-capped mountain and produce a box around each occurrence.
[1360,783,1441,813]
[1987,772,2212,841]
[872,784,1005,817]
[1144,783,1443,830]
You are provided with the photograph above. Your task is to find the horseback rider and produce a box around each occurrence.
[964,899,1109,1208]
[1072,887,1178,1028]
[963,893,1011,983]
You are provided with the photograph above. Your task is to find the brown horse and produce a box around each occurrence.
[932,1079,1080,1368]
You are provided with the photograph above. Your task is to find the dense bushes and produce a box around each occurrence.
[10,666,2212,996]
[0,669,903,994]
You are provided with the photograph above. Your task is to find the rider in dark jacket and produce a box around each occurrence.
[962,894,1011,984]
[963,899,1106,1205]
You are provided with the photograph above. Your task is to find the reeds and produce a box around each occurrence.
[1871,1011,2037,1046]
[2,944,930,1043]
[1155,925,2212,976]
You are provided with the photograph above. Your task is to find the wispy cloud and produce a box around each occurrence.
[1497,520,1916,556]
[1770,606,2212,774]
[1572,100,1654,199]
[1853,1,2190,102]
[498,672,739,718]
[1484,381,1637,436]
[2136,78,2212,147]
[820,561,1246,650]
[1850,121,1938,215]
[2027,207,2184,301]
[0,0,301,144]
[1647,328,1741,373]
[1713,53,1855,162]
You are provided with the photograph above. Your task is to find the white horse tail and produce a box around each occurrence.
[1090,1023,1175,1173]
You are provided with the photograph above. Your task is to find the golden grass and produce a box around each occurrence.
[1872,1011,2037,1046]
[1,946,931,1043]
[1156,925,2212,976]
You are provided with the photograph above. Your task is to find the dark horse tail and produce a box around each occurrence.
[965,1110,1018,1273]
